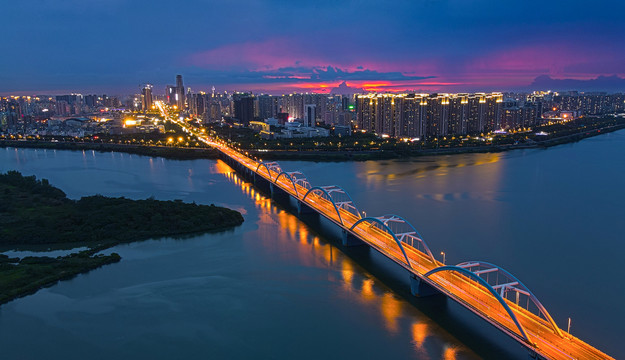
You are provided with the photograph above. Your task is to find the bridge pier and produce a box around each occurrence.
[269,183,290,201]
[410,275,441,297]
[253,174,271,193]
[245,168,254,181]
[341,230,366,247]
[297,200,315,214]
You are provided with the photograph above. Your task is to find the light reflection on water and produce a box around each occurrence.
[213,159,471,360]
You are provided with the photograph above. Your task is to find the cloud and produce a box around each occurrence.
[310,66,434,82]
[529,75,625,92]
[189,66,433,88]
[185,37,437,92]
[331,81,364,95]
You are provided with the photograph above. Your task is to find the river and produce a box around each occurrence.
[1,131,623,359]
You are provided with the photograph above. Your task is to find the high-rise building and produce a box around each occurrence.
[357,92,505,139]
[304,104,316,127]
[257,95,278,120]
[233,93,254,124]
[142,84,153,111]
[166,85,176,106]
[449,95,469,135]
[283,93,304,119]
[188,92,207,117]
[175,75,185,109]
[208,102,221,122]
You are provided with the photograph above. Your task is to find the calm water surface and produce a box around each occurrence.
[1,131,623,359]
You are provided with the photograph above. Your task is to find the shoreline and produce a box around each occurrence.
[0,171,245,305]
[2,122,624,162]
[0,247,121,305]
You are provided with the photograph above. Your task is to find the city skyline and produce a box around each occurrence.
[2,1,625,95]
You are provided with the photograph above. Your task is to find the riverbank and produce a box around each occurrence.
[0,140,221,160]
[0,248,121,305]
[0,171,244,304]
[251,120,625,161]
[3,117,624,162]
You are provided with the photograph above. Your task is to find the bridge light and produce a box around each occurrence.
[440,251,446,265]
[568,317,572,334]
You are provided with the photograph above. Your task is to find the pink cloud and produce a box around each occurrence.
[467,44,625,79]
[186,38,625,93]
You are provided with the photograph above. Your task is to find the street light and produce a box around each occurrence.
[440,251,446,265]
[568,317,572,334]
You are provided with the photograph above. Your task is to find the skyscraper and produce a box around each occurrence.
[233,93,254,124]
[142,84,153,111]
[166,85,176,106]
[175,75,185,109]
[304,104,316,127]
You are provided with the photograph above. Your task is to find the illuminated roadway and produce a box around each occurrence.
[156,102,613,360]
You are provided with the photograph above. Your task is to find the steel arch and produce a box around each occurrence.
[321,185,362,220]
[457,261,563,338]
[424,265,531,344]
[376,214,436,263]
[255,162,280,181]
[302,186,345,225]
[349,217,413,270]
[290,171,311,191]
[274,171,299,197]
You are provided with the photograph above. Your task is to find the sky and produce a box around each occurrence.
[1,0,625,95]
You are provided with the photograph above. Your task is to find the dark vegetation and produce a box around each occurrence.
[0,170,243,245]
[0,171,244,304]
[0,249,121,304]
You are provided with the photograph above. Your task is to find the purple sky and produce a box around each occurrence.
[1,0,624,95]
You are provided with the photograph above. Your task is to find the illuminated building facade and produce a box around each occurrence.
[357,92,505,138]
[141,84,153,111]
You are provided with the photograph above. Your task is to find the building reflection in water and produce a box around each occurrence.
[362,152,503,196]
[213,159,472,360]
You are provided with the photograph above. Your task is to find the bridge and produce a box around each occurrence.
[157,103,613,360]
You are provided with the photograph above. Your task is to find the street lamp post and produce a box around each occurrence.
[567,317,571,334]
[440,251,446,265]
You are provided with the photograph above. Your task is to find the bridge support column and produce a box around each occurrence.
[341,230,365,247]
[297,200,315,214]
[270,183,289,201]
[410,275,441,297]
[253,175,271,193]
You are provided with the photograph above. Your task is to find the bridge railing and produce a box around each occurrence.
[373,214,436,264]
[456,261,563,338]
[218,145,573,353]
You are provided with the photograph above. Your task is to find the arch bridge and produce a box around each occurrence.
[161,116,614,360]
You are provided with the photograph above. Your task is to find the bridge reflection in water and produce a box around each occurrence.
[215,159,474,359]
